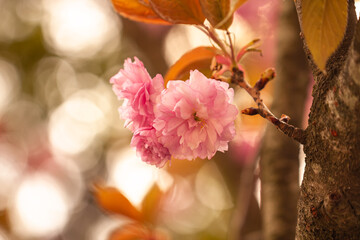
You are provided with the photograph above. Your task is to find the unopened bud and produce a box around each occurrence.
[210,57,218,72]
[254,68,276,91]
[241,107,259,116]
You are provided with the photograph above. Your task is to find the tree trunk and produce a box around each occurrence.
[295,1,360,239]
[260,1,309,239]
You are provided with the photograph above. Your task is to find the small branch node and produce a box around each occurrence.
[231,67,244,84]
[231,66,306,144]
[280,114,291,123]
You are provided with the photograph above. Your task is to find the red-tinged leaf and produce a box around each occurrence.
[149,0,205,25]
[142,184,163,223]
[111,0,171,25]
[215,54,231,66]
[164,46,219,85]
[93,184,143,221]
[199,0,233,29]
[216,0,248,28]
[110,223,149,240]
[236,38,261,61]
[302,0,348,71]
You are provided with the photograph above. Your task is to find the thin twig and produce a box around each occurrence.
[201,25,232,60]
[231,67,307,144]
[226,30,236,65]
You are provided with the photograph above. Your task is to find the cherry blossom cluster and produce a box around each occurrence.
[110,57,238,167]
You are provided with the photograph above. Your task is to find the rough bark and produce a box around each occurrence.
[260,1,309,239]
[296,1,360,239]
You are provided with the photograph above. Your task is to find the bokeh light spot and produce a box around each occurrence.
[0,142,26,210]
[11,173,70,238]
[0,59,19,115]
[49,91,107,155]
[42,0,120,57]
[195,162,233,210]
[356,1,360,18]
[108,148,160,208]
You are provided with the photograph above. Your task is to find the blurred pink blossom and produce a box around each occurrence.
[154,70,238,160]
[110,57,164,130]
[131,127,171,167]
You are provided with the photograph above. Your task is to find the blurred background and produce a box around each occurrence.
[0,0,358,239]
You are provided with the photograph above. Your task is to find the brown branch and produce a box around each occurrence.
[231,67,307,145]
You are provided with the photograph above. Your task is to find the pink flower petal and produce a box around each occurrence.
[110,57,165,130]
[154,70,238,160]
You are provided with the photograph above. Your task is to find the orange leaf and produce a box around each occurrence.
[164,46,219,85]
[149,0,205,25]
[141,184,163,223]
[0,210,10,232]
[166,157,206,176]
[200,0,233,29]
[302,0,348,70]
[93,184,143,221]
[232,0,248,10]
[215,0,248,28]
[111,0,171,25]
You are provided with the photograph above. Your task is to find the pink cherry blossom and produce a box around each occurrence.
[154,70,238,160]
[110,57,164,130]
[131,127,171,168]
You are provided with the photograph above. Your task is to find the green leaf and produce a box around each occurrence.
[199,0,233,29]
[302,0,348,71]
[149,0,205,25]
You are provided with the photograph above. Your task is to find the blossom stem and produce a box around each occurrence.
[226,30,237,66]
[231,67,306,144]
[200,25,232,60]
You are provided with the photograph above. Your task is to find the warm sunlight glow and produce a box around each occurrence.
[49,92,106,155]
[162,176,218,234]
[42,0,120,57]
[356,1,360,18]
[108,148,164,208]
[195,162,233,210]
[11,173,69,238]
[162,177,195,212]
[0,59,19,114]
[64,93,104,124]
[164,16,253,66]
[0,229,8,240]
[0,142,25,210]
[88,217,126,240]
[164,199,218,234]
[164,25,209,66]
